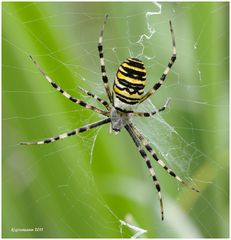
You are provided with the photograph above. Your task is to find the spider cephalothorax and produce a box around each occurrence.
[21,15,199,220]
[110,107,131,132]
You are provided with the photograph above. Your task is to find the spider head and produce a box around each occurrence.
[110,107,130,132]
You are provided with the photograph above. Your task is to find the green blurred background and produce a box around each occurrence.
[3,2,229,238]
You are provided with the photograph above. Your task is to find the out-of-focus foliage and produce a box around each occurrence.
[3,2,228,238]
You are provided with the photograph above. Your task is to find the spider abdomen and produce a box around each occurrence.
[113,58,146,111]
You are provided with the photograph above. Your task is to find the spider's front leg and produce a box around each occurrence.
[20,118,111,145]
[125,124,164,220]
[130,124,199,193]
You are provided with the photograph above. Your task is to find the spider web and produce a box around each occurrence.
[3,2,229,238]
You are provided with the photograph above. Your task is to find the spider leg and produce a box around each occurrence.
[131,98,171,117]
[29,55,108,117]
[98,14,113,103]
[129,124,199,193]
[125,124,164,220]
[78,86,111,110]
[140,21,176,103]
[20,118,111,145]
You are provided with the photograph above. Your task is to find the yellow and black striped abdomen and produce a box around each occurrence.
[113,58,146,110]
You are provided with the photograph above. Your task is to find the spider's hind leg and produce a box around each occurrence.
[29,55,108,116]
[132,98,171,117]
[97,14,113,103]
[78,86,111,110]
[140,21,177,103]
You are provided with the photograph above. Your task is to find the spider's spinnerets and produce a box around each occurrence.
[113,58,146,111]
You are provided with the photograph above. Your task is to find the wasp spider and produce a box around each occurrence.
[21,15,199,220]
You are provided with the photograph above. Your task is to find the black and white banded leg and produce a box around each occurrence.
[30,55,108,116]
[97,14,113,103]
[125,124,164,220]
[20,118,111,145]
[140,21,176,103]
[78,86,111,110]
[130,124,199,193]
[132,98,171,117]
